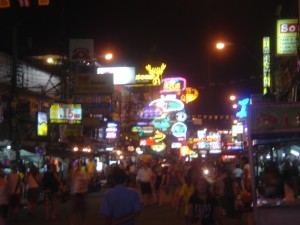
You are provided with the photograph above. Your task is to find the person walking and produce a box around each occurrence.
[6,164,22,223]
[100,166,142,225]
[69,166,90,225]
[41,164,61,220]
[136,161,154,207]
[24,165,40,217]
[187,177,216,225]
[177,170,195,223]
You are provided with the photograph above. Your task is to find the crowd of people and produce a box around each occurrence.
[100,157,254,225]
[0,154,295,225]
[0,157,98,225]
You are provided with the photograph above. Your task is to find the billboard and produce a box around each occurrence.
[74,73,114,95]
[37,112,48,136]
[276,19,298,56]
[97,67,135,85]
[50,103,82,124]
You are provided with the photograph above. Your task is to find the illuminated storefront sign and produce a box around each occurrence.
[176,112,187,122]
[171,142,182,149]
[135,63,166,85]
[97,67,136,85]
[180,145,190,156]
[50,103,82,124]
[105,122,119,139]
[236,98,249,119]
[138,106,162,119]
[263,37,271,94]
[276,19,298,56]
[37,112,48,136]
[151,142,166,152]
[139,139,156,146]
[149,99,184,112]
[152,130,166,143]
[151,117,171,130]
[160,77,186,93]
[171,122,187,138]
[181,87,199,103]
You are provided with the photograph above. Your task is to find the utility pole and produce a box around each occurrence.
[10,25,20,162]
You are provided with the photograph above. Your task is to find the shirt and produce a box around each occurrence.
[136,167,153,183]
[100,184,142,225]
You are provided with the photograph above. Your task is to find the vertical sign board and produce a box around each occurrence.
[263,37,270,94]
[276,19,298,56]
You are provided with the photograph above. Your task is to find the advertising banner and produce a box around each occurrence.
[276,19,298,56]
[74,73,114,95]
[249,103,300,134]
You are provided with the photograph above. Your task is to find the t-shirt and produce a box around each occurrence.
[189,193,215,225]
[100,184,142,225]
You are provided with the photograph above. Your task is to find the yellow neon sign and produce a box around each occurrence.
[262,37,271,94]
[135,63,166,85]
[151,130,166,143]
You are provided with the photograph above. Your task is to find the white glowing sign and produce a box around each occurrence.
[149,99,184,112]
[97,67,136,85]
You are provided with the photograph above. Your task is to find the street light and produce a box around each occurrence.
[215,41,261,67]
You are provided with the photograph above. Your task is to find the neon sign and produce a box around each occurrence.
[152,130,166,143]
[135,63,166,85]
[151,117,171,130]
[181,87,199,103]
[151,142,166,152]
[236,98,249,119]
[160,77,186,93]
[171,122,187,138]
[138,106,162,119]
[149,99,184,112]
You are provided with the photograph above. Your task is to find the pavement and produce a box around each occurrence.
[10,187,253,225]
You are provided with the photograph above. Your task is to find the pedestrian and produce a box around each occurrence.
[136,161,154,206]
[6,164,22,222]
[100,166,142,225]
[153,165,164,206]
[233,164,243,191]
[0,169,9,225]
[41,164,61,220]
[177,170,195,223]
[24,165,40,217]
[69,165,90,225]
[187,177,216,225]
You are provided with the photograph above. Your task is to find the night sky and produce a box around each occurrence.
[0,0,297,115]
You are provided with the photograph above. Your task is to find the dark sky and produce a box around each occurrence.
[0,0,297,114]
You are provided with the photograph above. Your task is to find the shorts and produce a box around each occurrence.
[140,182,152,195]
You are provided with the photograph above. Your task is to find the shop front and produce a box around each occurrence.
[248,102,300,225]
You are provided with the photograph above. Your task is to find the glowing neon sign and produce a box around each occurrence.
[135,63,166,85]
[152,130,166,143]
[151,142,166,152]
[181,87,199,103]
[149,99,184,112]
[160,77,186,93]
[236,98,249,119]
[171,122,187,138]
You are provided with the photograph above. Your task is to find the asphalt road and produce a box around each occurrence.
[10,189,253,225]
